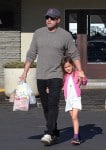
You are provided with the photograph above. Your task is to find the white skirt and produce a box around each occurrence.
[65,96,82,112]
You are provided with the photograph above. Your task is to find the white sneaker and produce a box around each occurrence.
[41,134,52,145]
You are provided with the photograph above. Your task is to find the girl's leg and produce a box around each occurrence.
[69,108,79,135]
[69,109,81,145]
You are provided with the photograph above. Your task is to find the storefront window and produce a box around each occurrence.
[69,14,77,43]
[87,15,106,62]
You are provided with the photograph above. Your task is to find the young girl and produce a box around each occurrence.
[61,56,87,145]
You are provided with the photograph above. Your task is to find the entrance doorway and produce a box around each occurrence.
[65,9,106,78]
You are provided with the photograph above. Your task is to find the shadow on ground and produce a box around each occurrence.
[28,124,103,144]
[59,124,103,143]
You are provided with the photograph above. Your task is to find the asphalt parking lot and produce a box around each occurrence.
[0,104,106,150]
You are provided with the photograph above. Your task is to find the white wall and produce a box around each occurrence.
[21,33,33,61]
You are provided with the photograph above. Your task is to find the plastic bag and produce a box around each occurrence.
[13,82,36,111]
[29,93,36,105]
[9,89,16,103]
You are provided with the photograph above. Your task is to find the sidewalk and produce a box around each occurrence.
[0,105,106,150]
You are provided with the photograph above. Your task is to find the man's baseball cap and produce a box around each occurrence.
[45,8,61,18]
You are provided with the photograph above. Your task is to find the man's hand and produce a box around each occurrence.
[77,70,86,85]
[78,70,85,78]
[19,61,31,82]
[19,72,27,82]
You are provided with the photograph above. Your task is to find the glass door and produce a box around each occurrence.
[65,9,106,78]
[87,14,106,63]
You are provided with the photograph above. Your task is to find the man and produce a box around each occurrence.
[20,8,85,146]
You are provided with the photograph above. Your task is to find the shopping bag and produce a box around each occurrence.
[9,89,16,103]
[13,82,31,111]
[29,93,36,105]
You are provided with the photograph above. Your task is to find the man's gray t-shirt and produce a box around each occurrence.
[26,27,80,79]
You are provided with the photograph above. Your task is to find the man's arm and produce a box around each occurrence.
[73,59,85,76]
[66,33,86,79]
[19,31,38,81]
[73,59,82,71]
[19,61,32,81]
[73,59,86,84]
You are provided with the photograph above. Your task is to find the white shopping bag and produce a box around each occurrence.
[13,82,34,111]
[29,93,36,105]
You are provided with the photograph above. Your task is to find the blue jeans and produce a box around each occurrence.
[37,78,63,136]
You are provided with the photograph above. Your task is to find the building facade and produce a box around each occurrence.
[0,0,106,87]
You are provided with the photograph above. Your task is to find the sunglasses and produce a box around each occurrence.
[45,16,58,21]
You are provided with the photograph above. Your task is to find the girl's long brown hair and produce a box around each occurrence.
[61,56,76,86]
[61,55,75,75]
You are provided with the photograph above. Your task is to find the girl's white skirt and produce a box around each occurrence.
[65,97,82,112]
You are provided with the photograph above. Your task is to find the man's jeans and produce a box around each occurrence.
[37,78,63,136]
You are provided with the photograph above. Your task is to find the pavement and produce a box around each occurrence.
[0,103,106,150]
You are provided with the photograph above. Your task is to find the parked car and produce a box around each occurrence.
[87,39,106,62]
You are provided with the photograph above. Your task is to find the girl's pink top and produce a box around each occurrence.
[63,71,87,99]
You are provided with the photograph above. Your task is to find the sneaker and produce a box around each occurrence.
[50,135,59,145]
[71,137,81,145]
[41,134,59,146]
[41,134,52,144]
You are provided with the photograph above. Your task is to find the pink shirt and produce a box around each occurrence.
[63,71,87,99]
